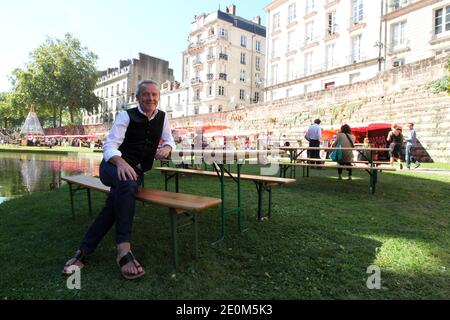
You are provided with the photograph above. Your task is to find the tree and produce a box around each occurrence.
[10,33,100,127]
[0,92,25,128]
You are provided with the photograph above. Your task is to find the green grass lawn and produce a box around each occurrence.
[0,165,448,299]
[0,145,99,154]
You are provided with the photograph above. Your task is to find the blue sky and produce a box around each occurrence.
[0,0,269,92]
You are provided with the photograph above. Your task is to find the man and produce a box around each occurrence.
[405,122,420,169]
[305,119,322,166]
[63,80,175,280]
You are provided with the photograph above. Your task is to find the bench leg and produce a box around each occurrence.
[169,208,178,270]
[256,183,263,221]
[87,189,92,217]
[268,187,273,219]
[370,170,378,194]
[194,213,198,260]
[68,183,75,219]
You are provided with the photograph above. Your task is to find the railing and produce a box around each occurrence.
[219,73,227,81]
[191,78,202,84]
[219,53,228,61]
[207,73,214,80]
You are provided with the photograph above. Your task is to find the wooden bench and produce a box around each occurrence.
[277,162,395,194]
[61,175,222,269]
[155,166,296,222]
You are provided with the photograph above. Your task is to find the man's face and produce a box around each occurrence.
[137,83,160,115]
[408,124,413,130]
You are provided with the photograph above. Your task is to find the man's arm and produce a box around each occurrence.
[155,115,176,159]
[103,112,138,181]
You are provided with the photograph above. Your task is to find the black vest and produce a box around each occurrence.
[118,108,165,172]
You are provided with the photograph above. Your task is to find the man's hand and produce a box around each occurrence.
[109,156,138,181]
[155,145,172,160]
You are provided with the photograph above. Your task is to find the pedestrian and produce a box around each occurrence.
[405,122,420,169]
[305,119,322,167]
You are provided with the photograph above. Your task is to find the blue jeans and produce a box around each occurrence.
[79,160,144,255]
[405,143,415,168]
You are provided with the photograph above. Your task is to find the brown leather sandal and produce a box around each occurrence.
[117,251,145,280]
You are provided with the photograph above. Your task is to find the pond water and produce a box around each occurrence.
[0,152,102,204]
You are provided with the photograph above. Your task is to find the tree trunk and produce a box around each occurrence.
[59,108,63,127]
[53,108,57,128]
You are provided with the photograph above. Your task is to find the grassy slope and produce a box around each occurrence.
[0,166,448,299]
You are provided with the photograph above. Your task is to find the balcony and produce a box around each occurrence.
[219,53,228,61]
[206,73,214,81]
[219,73,227,81]
[190,78,203,87]
[207,54,215,61]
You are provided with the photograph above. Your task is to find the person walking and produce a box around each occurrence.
[405,122,420,170]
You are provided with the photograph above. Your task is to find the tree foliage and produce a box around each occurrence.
[9,33,100,127]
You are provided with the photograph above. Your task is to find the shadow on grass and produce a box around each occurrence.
[0,166,448,299]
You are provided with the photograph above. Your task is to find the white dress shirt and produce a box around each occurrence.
[103,106,176,162]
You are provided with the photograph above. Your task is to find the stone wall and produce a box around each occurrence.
[171,55,450,162]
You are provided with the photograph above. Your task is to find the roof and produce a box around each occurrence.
[217,10,266,37]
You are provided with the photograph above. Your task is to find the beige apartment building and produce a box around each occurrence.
[264,0,450,101]
[181,4,267,115]
[82,53,173,125]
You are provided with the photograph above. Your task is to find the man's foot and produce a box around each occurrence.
[63,250,86,274]
[399,163,403,170]
[117,251,145,280]
[338,175,342,180]
[348,176,352,181]
[414,162,421,169]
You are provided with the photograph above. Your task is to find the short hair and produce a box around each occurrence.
[136,80,159,98]
[341,124,352,134]
[314,119,321,125]
[408,122,414,126]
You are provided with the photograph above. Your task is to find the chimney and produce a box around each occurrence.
[226,4,236,15]
[252,16,261,25]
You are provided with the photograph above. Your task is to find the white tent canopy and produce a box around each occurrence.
[20,106,44,136]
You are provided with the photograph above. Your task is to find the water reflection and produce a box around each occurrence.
[0,152,101,204]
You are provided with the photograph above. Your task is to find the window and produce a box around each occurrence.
[324,81,335,90]
[286,88,293,98]
[434,6,450,35]
[240,52,246,64]
[208,86,212,96]
[305,0,315,14]
[219,28,228,38]
[240,70,246,82]
[287,58,294,81]
[391,21,407,50]
[167,96,171,107]
[239,89,245,100]
[272,38,278,57]
[256,56,261,71]
[116,84,120,95]
[194,106,199,115]
[254,92,260,103]
[349,72,361,84]
[241,35,247,47]
[326,43,336,69]
[328,11,337,35]
[287,31,295,51]
[218,86,225,96]
[255,73,262,88]
[177,94,181,105]
[352,0,364,23]
[288,3,297,23]
[106,88,109,98]
[256,40,262,53]
[271,64,279,85]
[195,89,201,101]
[273,13,281,31]
[304,52,313,75]
[351,34,362,63]
[209,105,213,113]
[304,84,312,94]
[218,105,223,112]
[305,21,315,43]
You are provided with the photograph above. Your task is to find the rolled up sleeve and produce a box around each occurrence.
[161,115,176,150]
